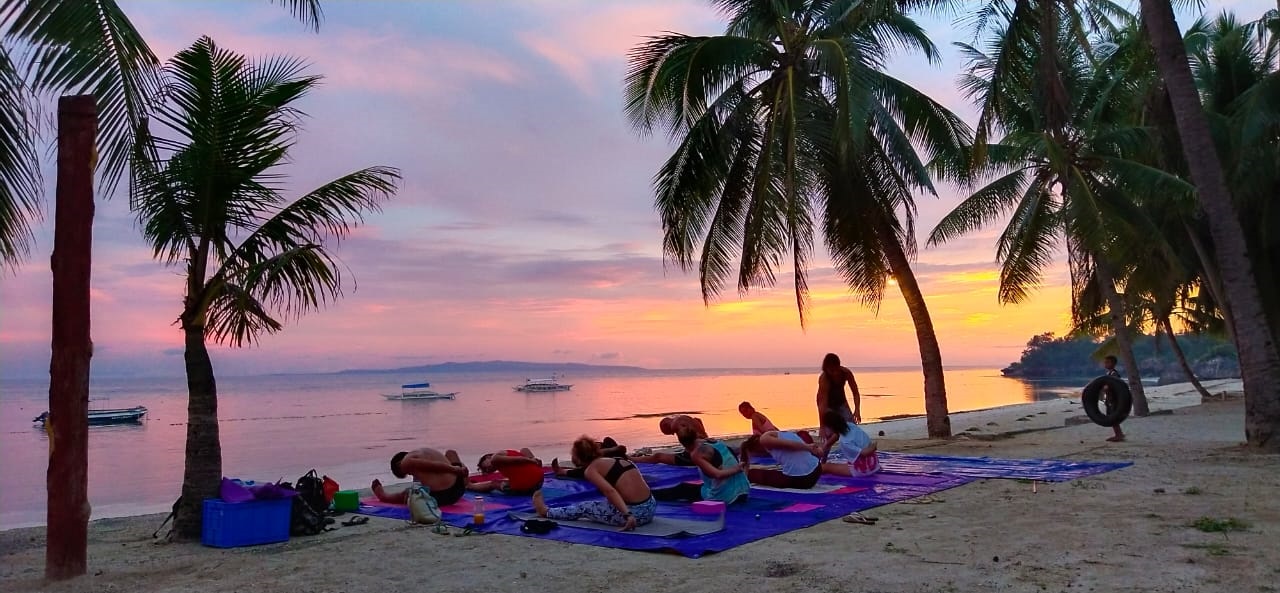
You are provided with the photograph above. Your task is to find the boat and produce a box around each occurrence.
[382,381,458,401]
[514,375,573,392]
[32,406,148,426]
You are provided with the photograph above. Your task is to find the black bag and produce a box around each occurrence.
[295,470,327,515]
[290,496,329,536]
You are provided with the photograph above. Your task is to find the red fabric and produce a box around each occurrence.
[500,450,543,491]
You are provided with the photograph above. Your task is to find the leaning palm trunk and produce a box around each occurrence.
[1094,256,1150,416]
[1160,316,1214,400]
[1140,0,1280,450]
[881,228,950,438]
[1182,222,1235,342]
[175,321,222,538]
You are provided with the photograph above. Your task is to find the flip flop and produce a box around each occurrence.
[842,512,878,525]
[340,516,369,527]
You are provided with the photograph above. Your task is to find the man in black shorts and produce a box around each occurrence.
[371,447,470,507]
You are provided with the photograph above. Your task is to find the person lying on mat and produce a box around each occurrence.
[740,431,824,489]
[819,409,880,477]
[373,448,470,507]
[468,448,545,495]
[652,426,750,504]
[629,415,711,466]
[532,436,656,531]
[552,437,628,479]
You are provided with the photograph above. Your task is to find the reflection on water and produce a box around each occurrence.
[0,367,1086,529]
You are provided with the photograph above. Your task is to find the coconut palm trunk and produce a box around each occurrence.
[1160,316,1214,399]
[881,228,950,437]
[1139,0,1280,450]
[1182,222,1235,342]
[1093,256,1150,416]
[175,321,221,538]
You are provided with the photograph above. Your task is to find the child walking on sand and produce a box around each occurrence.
[1101,355,1126,443]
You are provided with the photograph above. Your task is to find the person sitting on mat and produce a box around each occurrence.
[552,437,628,478]
[1100,355,1126,443]
[740,431,824,489]
[468,448,545,495]
[652,425,750,504]
[532,436,656,531]
[739,401,780,435]
[372,447,471,507]
[630,415,709,466]
[738,401,814,457]
[819,410,880,477]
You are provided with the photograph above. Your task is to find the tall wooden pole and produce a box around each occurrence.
[46,95,96,581]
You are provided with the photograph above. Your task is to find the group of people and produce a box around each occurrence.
[372,353,880,531]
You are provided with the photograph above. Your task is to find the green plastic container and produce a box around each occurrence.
[333,490,360,512]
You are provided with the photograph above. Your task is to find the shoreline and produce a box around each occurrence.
[1,379,1240,533]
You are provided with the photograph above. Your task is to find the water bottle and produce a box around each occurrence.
[472,496,485,526]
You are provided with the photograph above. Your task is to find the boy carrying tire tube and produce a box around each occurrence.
[1101,356,1125,443]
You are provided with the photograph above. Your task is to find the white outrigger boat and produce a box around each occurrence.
[513,375,573,392]
[32,406,148,426]
[382,382,458,401]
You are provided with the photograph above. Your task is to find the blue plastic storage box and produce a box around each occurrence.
[201,497,292,548]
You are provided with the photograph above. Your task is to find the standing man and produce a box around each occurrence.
[817,353,862,445]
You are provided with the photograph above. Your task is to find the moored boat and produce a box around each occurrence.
[32,406,148,426]
[514,375,573,392]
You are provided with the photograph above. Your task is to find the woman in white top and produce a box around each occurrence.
[740,430,824,489]
[819,409,880,477]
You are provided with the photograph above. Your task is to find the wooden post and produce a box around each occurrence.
[46,95,96,581]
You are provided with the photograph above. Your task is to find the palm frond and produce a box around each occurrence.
[270,0,323,31]
[0,42,39,269]
[3,0,161,196]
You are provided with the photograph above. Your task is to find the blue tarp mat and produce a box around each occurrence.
[875,452,1132,482]
[353,453,1129,557]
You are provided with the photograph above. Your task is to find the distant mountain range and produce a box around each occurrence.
[335,360,647,375]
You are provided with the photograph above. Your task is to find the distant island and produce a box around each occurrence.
[335,360,647,375]
[1001,332,1239,384]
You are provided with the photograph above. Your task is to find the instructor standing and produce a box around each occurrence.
[817,353,862,444]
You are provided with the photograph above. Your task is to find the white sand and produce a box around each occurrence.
[2,380,1277,593]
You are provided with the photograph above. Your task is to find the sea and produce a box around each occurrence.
[0,366,1083,530]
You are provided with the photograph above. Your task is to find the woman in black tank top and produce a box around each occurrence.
[532,436,656,530]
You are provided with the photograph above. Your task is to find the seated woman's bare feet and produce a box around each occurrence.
[532,491,549,518]
[1106,435,1125,442]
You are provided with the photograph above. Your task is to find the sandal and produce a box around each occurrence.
[340,516,369,527]
[842,512,878,525]
[901,495,942,505]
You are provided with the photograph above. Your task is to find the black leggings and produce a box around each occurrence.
[747,465,821,489]
[651,482,747,504]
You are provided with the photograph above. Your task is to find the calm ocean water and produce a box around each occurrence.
[0,367,1081,529]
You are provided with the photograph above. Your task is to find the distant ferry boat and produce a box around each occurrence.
[32,406,148,426]
[514,375,573,392]
[383,381,458,401]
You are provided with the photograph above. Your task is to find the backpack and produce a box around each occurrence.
[295,470,327,515]
[290,495,329,536]
[407,484,441,525]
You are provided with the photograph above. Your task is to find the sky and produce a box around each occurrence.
[0,0,1268,379]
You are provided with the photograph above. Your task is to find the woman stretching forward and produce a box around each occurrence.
[820,409,880,476]
[533,436,655,531]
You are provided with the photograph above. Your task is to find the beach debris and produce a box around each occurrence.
[992,555,999,562]
[764,559,802,577]
[986,422,999,426]
[878,430,885,436]
[1153,488,1166,494]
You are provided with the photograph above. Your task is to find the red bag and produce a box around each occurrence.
[322,475,340,504]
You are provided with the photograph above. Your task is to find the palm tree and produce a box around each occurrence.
[131,37,399,537]
[1138,0,1280,450]
[623,0,971,438]
[0,0,321,268]
[929,8,1182,416]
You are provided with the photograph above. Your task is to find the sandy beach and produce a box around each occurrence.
[3,380,1277,593]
